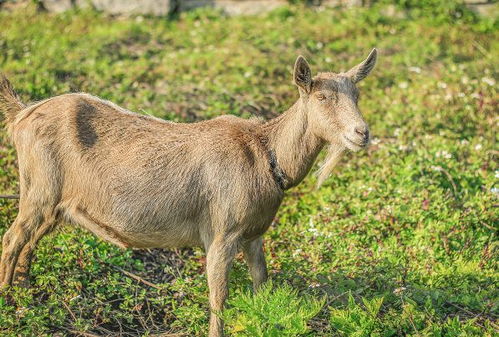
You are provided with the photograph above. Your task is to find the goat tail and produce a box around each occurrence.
[0,74,25,130]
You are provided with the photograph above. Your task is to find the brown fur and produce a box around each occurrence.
[0,49,377,337]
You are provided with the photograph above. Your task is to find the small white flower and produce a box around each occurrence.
[475,144,482,150]
[408,66,421,73]
[491,187,499,196]
[435,150,451,159]
[371,137,381,145]
[393,287,407,295]
[325,57,332,64]
[244,71,252,78]
[309,282,321,288]
[399,82,408,89]
[437,82,447,89]
[471,93,480,99]
[394,128,401,136]
[457,92,465,98]
[482,77,496,86]
[460,139,469,145]
[495,171,499,179]
[316,42,324,49]
[16,307,27,316]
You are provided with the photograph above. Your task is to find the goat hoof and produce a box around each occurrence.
[13,276,31,288]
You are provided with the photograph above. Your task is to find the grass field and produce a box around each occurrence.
[0,2,497,336]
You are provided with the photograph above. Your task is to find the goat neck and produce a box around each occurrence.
[261,99,325,189]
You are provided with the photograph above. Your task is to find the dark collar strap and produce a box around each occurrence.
[268,149,287,190]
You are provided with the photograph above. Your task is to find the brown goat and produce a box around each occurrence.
[0,50,377,336]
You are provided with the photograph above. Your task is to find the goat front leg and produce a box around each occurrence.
[242,237,268,291]
[206,235,238,337]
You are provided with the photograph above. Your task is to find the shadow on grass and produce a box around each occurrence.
[271,255,497,335]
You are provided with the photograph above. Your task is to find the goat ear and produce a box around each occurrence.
[293,55,312,93]
[346,48,377,83]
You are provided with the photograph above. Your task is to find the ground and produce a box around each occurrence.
[0,2,497,336]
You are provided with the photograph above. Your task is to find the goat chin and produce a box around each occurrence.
[316,143,346,188]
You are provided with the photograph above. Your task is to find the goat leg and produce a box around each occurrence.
[205,235,238,337]
[242,236,268,291]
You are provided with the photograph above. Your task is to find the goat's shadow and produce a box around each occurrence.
[271,253,497,334]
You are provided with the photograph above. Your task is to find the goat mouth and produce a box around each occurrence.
[343,136,367,151]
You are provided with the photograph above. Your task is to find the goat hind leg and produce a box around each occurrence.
[1,144,62,288]
[0,216,34,287]
[0,209,57,287]
[13,217,58,286]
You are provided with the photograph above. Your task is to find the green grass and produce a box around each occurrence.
[0,2,498,336]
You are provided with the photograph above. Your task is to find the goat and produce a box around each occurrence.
[0,49,377,336]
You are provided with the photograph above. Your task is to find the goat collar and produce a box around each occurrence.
[268,149,287,190]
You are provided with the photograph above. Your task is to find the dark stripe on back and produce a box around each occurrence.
[75,100,98,149]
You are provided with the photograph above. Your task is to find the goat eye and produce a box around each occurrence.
[317,94,326,101]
